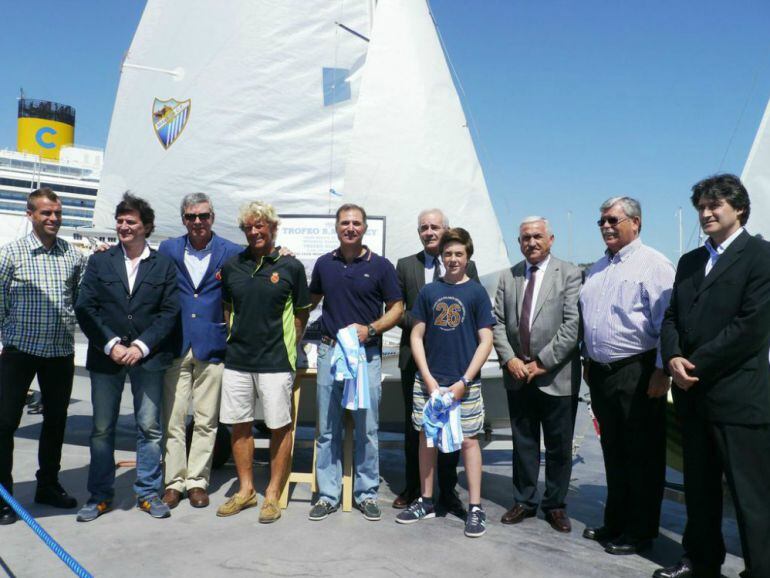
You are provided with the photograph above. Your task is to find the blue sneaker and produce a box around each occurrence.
[464,506,487,538]
[137,495,171,519]
[395,498,436,525]
[76,499,112,523]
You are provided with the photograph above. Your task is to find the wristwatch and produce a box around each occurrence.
[460,376,470,387]
[367,324,377,339]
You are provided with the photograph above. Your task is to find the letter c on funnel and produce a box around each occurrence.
[35,127,57,149]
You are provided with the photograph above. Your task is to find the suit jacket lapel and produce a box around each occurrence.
[177,236,194,288]
[200,234,224,289]
[132,252,157,295]
[696,231,748,296]
[109,246,130,294]
[415,251,427,290]
[691,247,708,291]
[531,261,557,324]
[513,262,526,318]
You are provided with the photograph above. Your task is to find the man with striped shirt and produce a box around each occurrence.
[0,188,87,525]
[579,197,674,556]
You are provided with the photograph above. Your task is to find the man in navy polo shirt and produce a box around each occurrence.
[308,204,403,522]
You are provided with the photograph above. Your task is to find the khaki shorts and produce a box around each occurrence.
[219,369,294,429]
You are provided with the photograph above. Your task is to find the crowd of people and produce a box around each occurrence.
[1,173,769,577]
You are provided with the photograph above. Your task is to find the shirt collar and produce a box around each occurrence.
[423,250,441,266]
[121,243,151,261]
[526,253,551,272]
[606,237,642,263]
[705,226,744,258]
[26,231,63,254]
[244,246,281,269]
[332,245,371,262]
[185,233,214,254]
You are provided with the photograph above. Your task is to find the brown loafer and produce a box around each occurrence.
[500,504,536,525]
[188,487,209,508]
[162,488,182,509]
[544,508,572,533]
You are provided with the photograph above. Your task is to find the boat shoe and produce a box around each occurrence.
[216,491,258,517]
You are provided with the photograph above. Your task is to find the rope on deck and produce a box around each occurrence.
[0,483,93,578]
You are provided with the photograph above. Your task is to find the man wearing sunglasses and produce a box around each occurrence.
[579,197,674,556]
[157,193,241,509]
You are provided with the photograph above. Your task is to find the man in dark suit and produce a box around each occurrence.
[75,193,180,523]
[659,174,770,578]
[158,193,241,509]
[493,216,581,533]
[393,208,478,516]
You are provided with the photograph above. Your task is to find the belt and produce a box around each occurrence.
[320,335,337,347]
[588,349,655,373]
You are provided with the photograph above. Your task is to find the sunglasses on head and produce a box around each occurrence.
[596,216,630,227]
[184,212,211,222]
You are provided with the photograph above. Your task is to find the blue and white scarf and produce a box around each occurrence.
[423,389,463,453]
[330,326,370,410]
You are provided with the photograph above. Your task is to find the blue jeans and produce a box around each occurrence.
[315,342,381,506]
[87,366,165,501]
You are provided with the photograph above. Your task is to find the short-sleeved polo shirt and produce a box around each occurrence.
[222,248,311,372]
[309,247,401,344]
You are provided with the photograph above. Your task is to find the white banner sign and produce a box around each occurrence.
[276,214,386,280]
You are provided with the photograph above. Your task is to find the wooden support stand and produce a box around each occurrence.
[280,370,354,512]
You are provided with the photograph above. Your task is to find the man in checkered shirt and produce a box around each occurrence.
[0,188,87,525]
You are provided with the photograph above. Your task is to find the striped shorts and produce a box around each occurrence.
[411,377,485,438]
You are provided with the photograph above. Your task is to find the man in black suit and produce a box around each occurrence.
[393,208,478,516]
[659,174,770,578]
[75,193,180,523]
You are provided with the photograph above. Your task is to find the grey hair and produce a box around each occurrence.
[180,192,214,216]
[600,196,642,232]
[600,196,641,219]
[417,208,449,228]
[519,215,552,236]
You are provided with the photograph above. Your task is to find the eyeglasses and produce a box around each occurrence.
[184,212,211,222]
[596,216,630,227]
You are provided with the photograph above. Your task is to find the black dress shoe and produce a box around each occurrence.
[604,535,652,555]
[34,483,77,509]
[653,558,695,578]
[582,525,621,542]
[0,504,18,525]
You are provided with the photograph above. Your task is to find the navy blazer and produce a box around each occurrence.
[158,232,242,362]
[661,230,770,424]
[75,245,180,374]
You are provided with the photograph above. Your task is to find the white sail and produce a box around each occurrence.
[343,0,510,276]
[95,0,373,237]
[95,0,510,277]
[743,97,770,239]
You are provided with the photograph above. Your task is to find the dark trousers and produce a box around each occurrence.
[506,386,574,511]
[676,398,770,577]
[588,350,666,540]
[0,347,75,501]
[400,367,460,503]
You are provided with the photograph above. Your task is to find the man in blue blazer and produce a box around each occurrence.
[157,193,241,509]
[75,193,180,522]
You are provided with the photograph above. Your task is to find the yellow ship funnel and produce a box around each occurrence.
[17,99,75,160]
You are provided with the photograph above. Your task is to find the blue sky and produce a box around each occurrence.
[2,1,770,263]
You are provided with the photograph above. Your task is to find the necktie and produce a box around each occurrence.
[432,256,441,281]
[518,265,538,359]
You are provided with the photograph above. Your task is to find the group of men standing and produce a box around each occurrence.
[1,174,769,573]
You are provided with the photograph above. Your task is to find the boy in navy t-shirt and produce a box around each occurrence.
[395,227,495,538]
